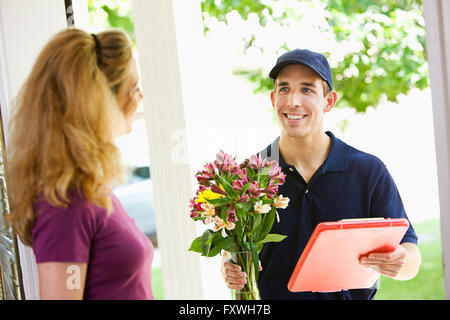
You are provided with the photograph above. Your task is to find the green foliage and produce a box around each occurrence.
[326,0,428,111]
[91,0,428,112]
[88,0,135,44]
[203,0,428,112]
[201,0,274,33]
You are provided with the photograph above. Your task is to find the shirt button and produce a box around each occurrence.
[305,188,309,194]
[288,168,294,172]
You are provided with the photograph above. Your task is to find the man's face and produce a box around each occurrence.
[271,64,336,140]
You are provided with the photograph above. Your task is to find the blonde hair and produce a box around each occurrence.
[4,28,134,246]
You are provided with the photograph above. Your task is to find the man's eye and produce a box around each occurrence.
[279,87,288,92]
[303,87,313,93]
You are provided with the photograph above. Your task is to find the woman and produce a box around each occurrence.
[4,28,153,299]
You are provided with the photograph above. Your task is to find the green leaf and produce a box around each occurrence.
[201,229,215,256]
[249,242,260,279]
[207,245,222,257]
[205,197,229,206]
[258,233,287,245]
[240,183,251,196]
[235,218,244,242]
[252,213,263,242]
[235,206,247,221]
[218,175,239,197]
[188,236,203,253]
[258,208,276,243]
[213,236,234,252]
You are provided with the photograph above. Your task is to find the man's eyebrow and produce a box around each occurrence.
[277,81,289,87]
[276,81,317,87]
[301,82,317,87]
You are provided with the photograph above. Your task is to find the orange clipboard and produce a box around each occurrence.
[287,217,409,293]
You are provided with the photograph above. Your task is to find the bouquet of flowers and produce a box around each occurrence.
[188,150,289,299]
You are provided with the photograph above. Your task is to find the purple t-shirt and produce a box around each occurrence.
[32,190,154,300]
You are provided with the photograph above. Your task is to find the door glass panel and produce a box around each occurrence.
[0,107,23,300]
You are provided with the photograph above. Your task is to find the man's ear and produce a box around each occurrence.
[270,90,276,109]
[324,91,338,112]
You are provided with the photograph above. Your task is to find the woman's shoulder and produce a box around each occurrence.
[33,189,112,233]
[31,190,112,263]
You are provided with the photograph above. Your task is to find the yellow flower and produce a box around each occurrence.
[195,187,225,204]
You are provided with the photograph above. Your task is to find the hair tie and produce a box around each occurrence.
[91,33,102,65]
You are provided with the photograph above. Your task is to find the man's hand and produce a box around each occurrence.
[359,242,421,280]
[220,251,262,290]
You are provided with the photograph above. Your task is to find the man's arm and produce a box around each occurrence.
[360,242,421,280]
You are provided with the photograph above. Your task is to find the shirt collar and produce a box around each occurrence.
[260,131,348,173]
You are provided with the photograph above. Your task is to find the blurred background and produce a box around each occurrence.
[86,0,443,299]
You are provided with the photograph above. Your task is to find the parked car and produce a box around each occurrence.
[113,166,157,240]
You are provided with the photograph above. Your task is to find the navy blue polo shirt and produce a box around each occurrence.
[257,131,418,300]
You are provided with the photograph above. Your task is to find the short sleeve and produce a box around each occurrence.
[370,164,418,245]
[32,200,97,263]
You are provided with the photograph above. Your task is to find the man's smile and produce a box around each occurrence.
[283,113,308,122]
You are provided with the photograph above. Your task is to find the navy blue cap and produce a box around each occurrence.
[269,49,333,90]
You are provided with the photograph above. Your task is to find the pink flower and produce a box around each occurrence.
[232,180,244,192]
[214,150,238,174]
[190,211,199,218]
[247,181,262,198]
[210,184,226,195]
[189,198,202,218]
[270,165,286,185]
[237,168,250,184]
[195,162,218,185]
[196,172,211,185]
[239,194,250,203]
[227,206,238,223]
[249,153,268,171]
[263,180,279,199]
[268,160,281,176]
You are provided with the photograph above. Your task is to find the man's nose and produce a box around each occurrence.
[288,91,302,108]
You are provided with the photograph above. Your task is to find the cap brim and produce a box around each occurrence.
[269,60,328,84]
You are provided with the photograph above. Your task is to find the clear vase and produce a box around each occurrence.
[228,251,261,300]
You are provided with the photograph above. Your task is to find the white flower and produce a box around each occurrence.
[213,216,235,237]
[274,195,290,209]
[200,203,216,224]
[254,200,271,214]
